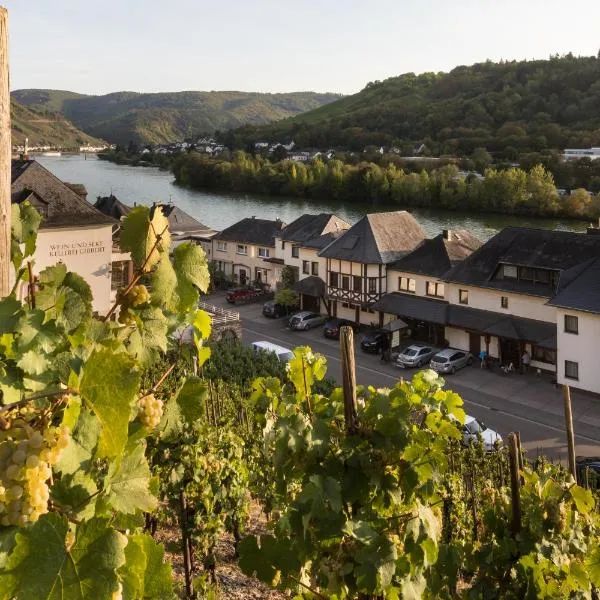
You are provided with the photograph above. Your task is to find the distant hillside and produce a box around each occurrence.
[10,98,105,149]
[12,89,342,146]
[228,54,600,158]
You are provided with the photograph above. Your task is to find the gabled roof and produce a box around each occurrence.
[94,196,212,236]
[444,227,600,297]
[11,160,116,229]
[319,211,425,264]
[389,230,482,277]
[280,213,350,244]
[216,217,285,247]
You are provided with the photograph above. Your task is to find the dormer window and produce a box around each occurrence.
[503,265,517,279]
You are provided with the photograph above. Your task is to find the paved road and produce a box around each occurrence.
[213,295,600,461]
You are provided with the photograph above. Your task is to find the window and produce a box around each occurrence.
[501,296,508,309]
[368,278,377,293]
[111,261,129,291]
[311,262,319,276]
[535,269,550,284]
[519,266,534,281]
[532,346,556,365]
[342,276,350,290]
[426,281,444,298]
[258,247,270,258]
[503,265,517,279]
[291,245,300,258]
[564,315,578,334]
[302,261,310,275]
[353,276,362,292]
[216,241,227,252]
[459,289,469,305]
[236,244,247,255]
[398,277,416,293]
[329,272,338,287]
[565,360,579,380]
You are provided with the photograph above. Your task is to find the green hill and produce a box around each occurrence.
[228,54,600,158]
[10,98,105,149]
[11,89,342,146]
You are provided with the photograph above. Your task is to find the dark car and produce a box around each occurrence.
[226,287,259,304]
[576,457,600,488]
[360,330,386,353]
[262,301,297,318]
[323,318,356,339]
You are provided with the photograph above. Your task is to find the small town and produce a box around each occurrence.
[2,2,600,599]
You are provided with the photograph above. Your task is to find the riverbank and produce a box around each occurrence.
[98,150,173,170]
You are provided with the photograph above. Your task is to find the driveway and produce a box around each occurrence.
[205,292,600,461]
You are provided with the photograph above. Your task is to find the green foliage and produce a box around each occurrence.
[274,287,299,308]
[0,202,211,598]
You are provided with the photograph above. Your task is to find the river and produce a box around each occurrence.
[37,154,589,240]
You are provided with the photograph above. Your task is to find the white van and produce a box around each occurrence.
[251,341,295,363]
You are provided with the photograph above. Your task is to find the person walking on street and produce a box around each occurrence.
[521,349,530,374]
[479,349,488,369]
[380,334,390,363]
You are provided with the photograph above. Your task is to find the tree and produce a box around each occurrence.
[280,265,296,289]
[274,287,299,309]
[472,147,492,173]
[564,188,592,217]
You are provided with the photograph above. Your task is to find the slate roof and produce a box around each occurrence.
[11,160,116,229]
[388,230,482,277]
[280,213,350,244]
[371,293,449,325]
[216,217,285,247]
[548,256,600,314]
[444,227,600,298]
[292,276,326,297]
[94,196,213,236]
[319,211,425,264]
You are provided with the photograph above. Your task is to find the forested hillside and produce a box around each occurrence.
[10,97,104,149]
[228,54,600,158]
[11,88,342,146]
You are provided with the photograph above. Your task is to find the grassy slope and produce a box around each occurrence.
[10,98,105,149]
[12,89,343,146]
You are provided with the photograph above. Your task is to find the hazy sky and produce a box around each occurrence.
[2,0,600,95]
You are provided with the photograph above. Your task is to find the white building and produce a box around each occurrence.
[563,148,600,161]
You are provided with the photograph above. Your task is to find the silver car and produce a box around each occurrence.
[429,348,473,374]
[395,344,438,369]
[462,415,503,452]
[289,311,327,331]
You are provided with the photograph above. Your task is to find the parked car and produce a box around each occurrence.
[262,301,297,318]
[395,344,438,368]
[226,287,260,304]
[251,341,294,363]
[289,311,327,331]
[576,457,600,488]
[461,415,503,451]
[429,348,473,374]
[360,330,387,353]
[323,318,356,339]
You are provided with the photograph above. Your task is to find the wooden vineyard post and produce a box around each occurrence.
[0,7,10,298]
[508,433,522,536]
[179,490,194,598]
[340,326,358,434]
[562,385,577,482]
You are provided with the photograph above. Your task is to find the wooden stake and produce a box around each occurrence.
[340,326,358,435]
[562,385,577,482]
[179,490,194,598]
[508,433,522,536]
[0,7,10,298]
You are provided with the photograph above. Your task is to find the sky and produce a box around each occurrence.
[2,0,600,96]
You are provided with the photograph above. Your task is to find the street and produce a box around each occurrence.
[210,294,600,461]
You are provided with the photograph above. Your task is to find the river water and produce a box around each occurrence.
[37,154,589,240]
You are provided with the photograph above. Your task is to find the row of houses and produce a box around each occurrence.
[10,159,600,395]
[201,209,600,396]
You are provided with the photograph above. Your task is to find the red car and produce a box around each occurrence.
[226,287,260,304]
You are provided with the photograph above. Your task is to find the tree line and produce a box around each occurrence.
[172,151,600,219]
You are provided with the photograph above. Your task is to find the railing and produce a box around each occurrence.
[198,301,240,326]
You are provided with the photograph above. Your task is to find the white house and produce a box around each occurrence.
[563,148,600,161]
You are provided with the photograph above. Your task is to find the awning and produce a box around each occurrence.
[447,305,501,331]
[372,293,448,325]
[381,318,408,332]
[292,276,326,297]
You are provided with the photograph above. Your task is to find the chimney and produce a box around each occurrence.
[443,229,452,240]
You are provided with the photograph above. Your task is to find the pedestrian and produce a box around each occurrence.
[479,349,488,369]
[521,349,530,374]
[380,334,390,363]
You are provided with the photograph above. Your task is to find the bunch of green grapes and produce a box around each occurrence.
[127,284,150,308]
[0,421,69,526]
[138,394,163,430]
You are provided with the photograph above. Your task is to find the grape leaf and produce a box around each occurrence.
[119,206,171,270]
[80,349,140,458]
[0,514,125,600]
[105,440,157,514]
[0,527,16,569]
[586,546,600,587]
[172,242,209,312]
[126,306,168,366]
[0,297,23,336]
[56,407,100,475]
[50,471,98,520]
[192,309,212,340]
[570,485,595,514]
[17,349,50,376]
[238,535,300,585]
[175,376,207,424]
[149,251,178,309]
